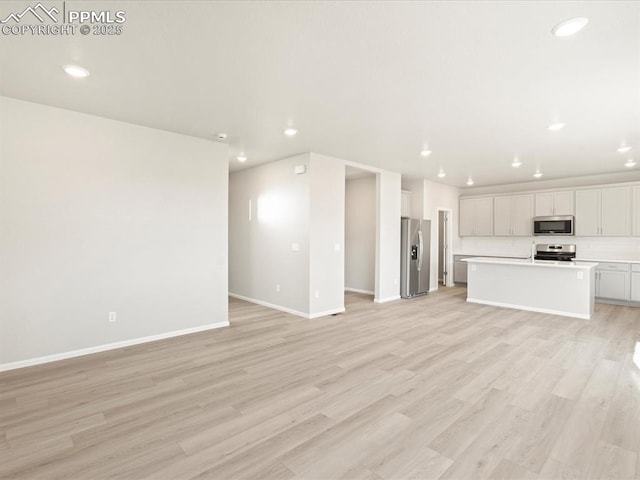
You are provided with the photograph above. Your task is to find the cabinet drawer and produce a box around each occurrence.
[632,264,640,273]
[597,262,631,272]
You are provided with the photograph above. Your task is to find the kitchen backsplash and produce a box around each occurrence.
[460,236,640,261]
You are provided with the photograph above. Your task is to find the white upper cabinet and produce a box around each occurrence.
[459,197,493,236]
[601,187,631,236]
[575,189,600,236]
[493,197,511,236]
[535,191,574,216]
[575,187,631,236]
[494,194,534,236]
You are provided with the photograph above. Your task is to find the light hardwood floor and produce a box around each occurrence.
[1,288,640,479]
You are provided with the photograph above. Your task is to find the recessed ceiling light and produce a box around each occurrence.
[420,149,432,157]
[548,122,566,132]
[618,145,632,154]
[237,153,247,163]
[533,170,543,178]
[284,128,298,137]
[216,133,228,140]
[437,169,446,178]
[466,178,474,186]
[552,17,589,37]
[625,159,636,168]
[511,157,522,168]
[62,64,90,78]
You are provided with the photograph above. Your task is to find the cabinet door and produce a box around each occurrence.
[512,194,534,235]
[534,192,554,217]
[601,187,631,236]
[597,270,630,300]
[459,198,475,236]
[575,189,600,236]
[553,191,574,216]
[493,197,512,236]
[474,197,494,236]
[633,187,640,236]
[632,272,640,302]
[454,260,468,284]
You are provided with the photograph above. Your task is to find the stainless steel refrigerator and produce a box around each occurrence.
[400,217,431,298]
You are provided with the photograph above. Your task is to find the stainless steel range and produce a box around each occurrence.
[534,244,576,262]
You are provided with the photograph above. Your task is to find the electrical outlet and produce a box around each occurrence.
[109,312,117,323]
[314,290,320,299]
[276,284,280,292]
[291,243,300,251]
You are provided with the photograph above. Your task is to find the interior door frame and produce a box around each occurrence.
[437,208,454,287]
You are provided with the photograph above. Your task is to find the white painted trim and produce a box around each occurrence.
[466,298,590,319]
[374,295,401,304]
[0,322,229,372]
[309,307,346,319]
[344,287,375,295]
[228,292,309,318]
[437,207,455,288]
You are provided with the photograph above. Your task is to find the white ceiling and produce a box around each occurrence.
[1,1,638,188]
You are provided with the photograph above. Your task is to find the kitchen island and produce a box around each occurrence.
[463,257,599,319]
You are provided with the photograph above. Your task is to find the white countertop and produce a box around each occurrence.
[462,257,599,269]
[455,252,640,265]
[575,257,640,264]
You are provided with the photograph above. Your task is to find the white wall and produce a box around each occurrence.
[229,154,311,315]
[309,154,345,317]
[402,178,424,220]
[345,176,376,294]
[375,171,402,303]
[0,97,229,367]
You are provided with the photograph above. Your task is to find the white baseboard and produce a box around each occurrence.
[374,295,401,304]
[309,307,346,319]
[229,292,309,318]
[466,298,591,320]
[344,287,375,295]
[229,292,345,319]
[0,321,229,373]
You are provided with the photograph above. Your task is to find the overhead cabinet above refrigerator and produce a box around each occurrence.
[401,218,431,298]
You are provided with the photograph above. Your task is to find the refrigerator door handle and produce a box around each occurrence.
[417,229,423,272]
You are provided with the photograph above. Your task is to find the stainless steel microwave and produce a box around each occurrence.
[533,215,574,236]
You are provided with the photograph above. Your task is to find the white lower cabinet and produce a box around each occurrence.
[595,262,630,301]
[632,265,640,302]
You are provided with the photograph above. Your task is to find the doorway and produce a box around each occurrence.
[344,167,376,300]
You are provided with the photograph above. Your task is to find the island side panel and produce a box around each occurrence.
[466,262,594,319]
